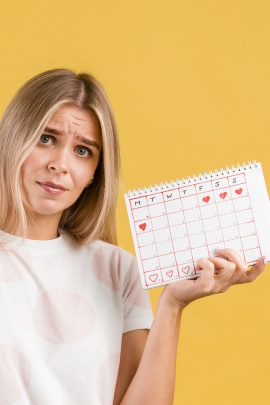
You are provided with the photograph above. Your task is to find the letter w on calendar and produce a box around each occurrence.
[124,162,270,289]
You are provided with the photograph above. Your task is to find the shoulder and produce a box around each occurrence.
[85,239,136,292]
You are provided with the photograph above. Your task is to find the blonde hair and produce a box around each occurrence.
[0,69,120,246]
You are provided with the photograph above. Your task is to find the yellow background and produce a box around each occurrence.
[1,1,270,403]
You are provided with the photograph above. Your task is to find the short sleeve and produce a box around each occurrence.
[122,255,153,333]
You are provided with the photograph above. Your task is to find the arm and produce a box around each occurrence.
[114,249,266,405]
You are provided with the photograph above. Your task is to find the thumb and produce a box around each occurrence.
[195,257,215,286]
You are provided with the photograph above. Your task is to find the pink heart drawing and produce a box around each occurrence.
[149,274,158,282]
[139,223,147,231]
[202,196,210,203]
[182,266,190,274]
[219,192,227,199]
[166,270,173,278]
[235,188,243,195]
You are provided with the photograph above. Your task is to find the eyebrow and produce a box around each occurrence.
[44,126,101,151]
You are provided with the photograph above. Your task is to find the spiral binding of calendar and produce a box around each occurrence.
[127,160,258,197]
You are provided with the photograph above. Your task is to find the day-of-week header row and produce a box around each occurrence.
[129,174,245,209]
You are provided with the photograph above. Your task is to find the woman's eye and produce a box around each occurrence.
[40,134,53,144]
[76,146,93,157]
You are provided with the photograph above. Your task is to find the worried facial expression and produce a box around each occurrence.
[20,104,102,222]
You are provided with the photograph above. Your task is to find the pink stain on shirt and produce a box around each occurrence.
[33,289,95,344]
[0,345,31,405]
[91,246,126,291]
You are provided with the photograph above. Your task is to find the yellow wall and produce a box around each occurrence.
[1,1,270,403]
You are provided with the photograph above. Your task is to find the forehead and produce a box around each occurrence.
[48,104,102,146]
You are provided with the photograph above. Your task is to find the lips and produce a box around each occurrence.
[37,181,67,194]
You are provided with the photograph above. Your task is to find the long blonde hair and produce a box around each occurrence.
[0,69,120,246]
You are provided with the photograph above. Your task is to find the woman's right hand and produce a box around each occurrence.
[162,248,266,311]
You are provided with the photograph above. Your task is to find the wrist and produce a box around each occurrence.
[158,286,186,315]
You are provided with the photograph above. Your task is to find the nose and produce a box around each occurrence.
[48,149,68,174]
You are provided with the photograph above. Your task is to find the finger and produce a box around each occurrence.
[215,248,248,272]
[206,256,237,292]
[235,256,266,284]
[195,258,215,292]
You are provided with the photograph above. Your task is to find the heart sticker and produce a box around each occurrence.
[202,196,210,203]
[219,192,227,199]
[235,188,243,195]
[182,266,190,274]
[139,223,147,231]
[166,270,173,278]
[149,274,158,282]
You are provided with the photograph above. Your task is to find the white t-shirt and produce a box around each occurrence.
[0,231,153,405]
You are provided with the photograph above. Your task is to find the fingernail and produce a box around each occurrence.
[264,256,269,265]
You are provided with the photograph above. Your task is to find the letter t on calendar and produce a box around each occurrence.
[125,162,270,289]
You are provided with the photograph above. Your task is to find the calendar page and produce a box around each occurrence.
[124,162,270,289]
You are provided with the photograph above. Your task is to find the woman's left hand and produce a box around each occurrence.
[163,248,267,311]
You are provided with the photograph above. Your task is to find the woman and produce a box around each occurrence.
[0,69,266,405]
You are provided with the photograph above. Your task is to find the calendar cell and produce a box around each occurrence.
[233,196,251,211]
[181,195,199,210]
[219,212,237,228]
[223,238,242,252]
[161,266,179,282]
[154,227,172,243]
[163,189,180,201]
[213,187,231,202]
[244,248,261,263]
[241,235,259,250]
[212,177,229,189]
[173,237,190,252]
[236,209,254,224]
[231,183,248,199]
[184,207,201,222]
[217,200,234,215]
[179,185,196,197]
[130,196,147,209]
[203,217,220,232]
[142,257,160,272]
[147,193,163,205]
[238,222,256,238]
[145,270,162,286]
[195,181,212,194]
[170,224,187,239]
[175,250,193,264]
[178,263,195,278]
[167,211,185,226]
[151,215,169,230]
[228,174,245,185]
[189,233,207,249]
[208,242,226,256]
[137,232,155,247]
[156,240,174,256]
[200,204,218,219]
[133,206,150,221]
[198,191,215,207]
[186,220,204,236]
[222,226,240,241]
[159,253,176,268]
[149,202,166,217]
[191,246,209,261]
[135,219,152,234]
[205,230,223,245]
[165,199,182,214]
[140,244,157,260]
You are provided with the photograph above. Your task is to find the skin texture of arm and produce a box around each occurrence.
[113,250,266,405]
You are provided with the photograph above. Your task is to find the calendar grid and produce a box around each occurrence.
[125,162,270,289]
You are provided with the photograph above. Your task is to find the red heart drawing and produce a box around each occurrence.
[139,223,147,231]
[202,196,210,203]
[235,188,243,195]
[149,274,158,282]
[219,192,227,199]
[166,270,173,278]
[182,266,190,274]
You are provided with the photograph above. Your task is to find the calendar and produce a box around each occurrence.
[124,161,270,289]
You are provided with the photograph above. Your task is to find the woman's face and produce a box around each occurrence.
[20,104,102,225]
